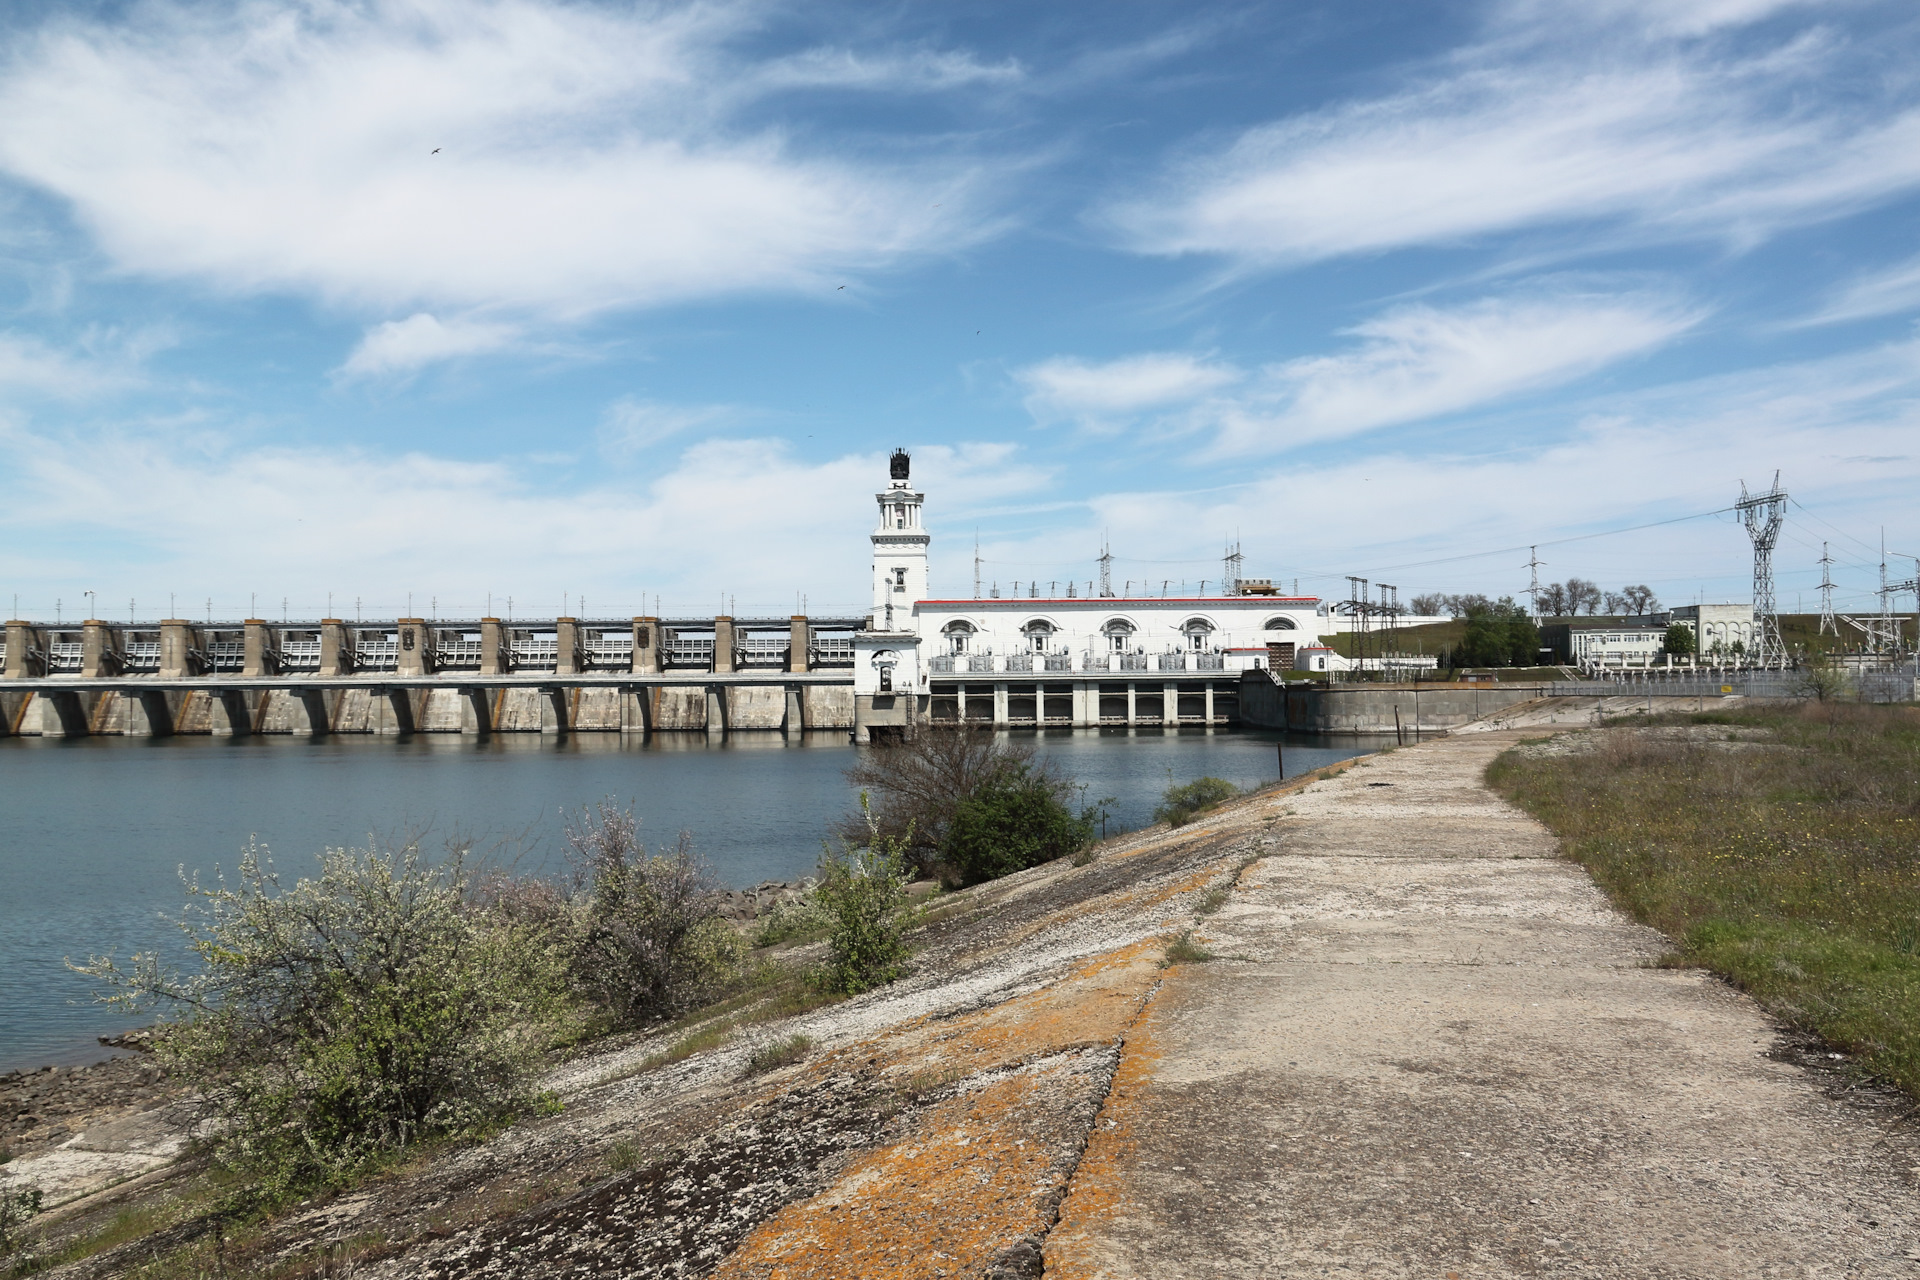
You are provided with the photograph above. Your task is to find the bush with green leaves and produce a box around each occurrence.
[563,804,742,1025]
[1154,777,1239,827]
[0,1185,42,1258]
[942,765,1096,885]
[814,796,912,994]
[1451,598,1542,668]
[1663,622,1697,659]
[78,842,562,1197]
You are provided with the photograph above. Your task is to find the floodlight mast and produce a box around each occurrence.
[1735,472,1787,669]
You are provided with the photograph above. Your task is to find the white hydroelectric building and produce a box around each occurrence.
[852,450,1324,738]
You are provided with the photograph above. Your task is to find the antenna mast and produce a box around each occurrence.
[1735,472,1787,668]
[973,531,982,600]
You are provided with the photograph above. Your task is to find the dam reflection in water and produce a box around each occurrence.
[0,727,1368,1071]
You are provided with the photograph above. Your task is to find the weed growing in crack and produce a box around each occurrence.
[742,1035,814,1077]
[1162,930,1216,967]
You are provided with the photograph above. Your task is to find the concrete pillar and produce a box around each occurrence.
[785,684,804,734]
[480,618,507,676]
[713,617,735,673]
[209,690,252,737]
[293,689,331,736]
[462,686,492,735]
[788,615,810,673]
[632,617,660,674]
[707,684,727,734]
[5,622,44,678]
[1205,684,1215,724]
[319,620,353,677]
[554,618,580,675]
[38,689,89,736]
[81,621,119,677]
[993,683,1009,726]
[396,618,433,676]
[1126,683,1137,726]
[1164,681,1179,724]
[620,685,648,736]
[159,620,199,678]
[1072,682,1093,727]
[243,621,277,677]
[126,690,174,737]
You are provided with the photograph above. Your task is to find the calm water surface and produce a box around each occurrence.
[0,727,1367,1071]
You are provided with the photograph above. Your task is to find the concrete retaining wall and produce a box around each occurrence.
[1238,672,1551,734]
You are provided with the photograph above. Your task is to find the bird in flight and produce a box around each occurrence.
[431,147,440,154]
[837,285,845,290]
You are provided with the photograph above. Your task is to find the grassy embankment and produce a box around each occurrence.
[1489,703,1920,1094]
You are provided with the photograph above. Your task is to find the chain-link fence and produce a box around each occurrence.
[1545,669,1916,702]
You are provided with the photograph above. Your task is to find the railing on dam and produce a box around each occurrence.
[1,615,866,681]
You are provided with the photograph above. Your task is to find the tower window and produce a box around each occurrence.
[894,567,907,592]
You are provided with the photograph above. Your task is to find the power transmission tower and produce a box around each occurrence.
[1098,542,1113,597]
[1818,543,1837,637]
[973,531,982,600]
[1224,540,1245,594]
[1527,546,1544,620]
[1345,575,1369,669]
[1736,472,1787,668]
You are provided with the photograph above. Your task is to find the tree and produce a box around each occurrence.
[1622,584,1659,614]
[1565,577,1602,615]
[942,764,1095,886]
[1603,590,1628,616]
[1455,598,1541,667]
[1537,583,1570,616]
[1409,592,1448,616]
[1663,623,1696,658]
[844,726,1043,873]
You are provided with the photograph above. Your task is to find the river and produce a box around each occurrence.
[0,727,1369,1071]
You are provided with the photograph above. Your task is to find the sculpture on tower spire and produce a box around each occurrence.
[890,448,911,481]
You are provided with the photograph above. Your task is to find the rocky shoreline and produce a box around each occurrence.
[1,1039,171,1162]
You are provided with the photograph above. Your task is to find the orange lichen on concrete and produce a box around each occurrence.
[710,1066,1097,1280]
[839,937,1167,1087]
[1040,967,1180,1280]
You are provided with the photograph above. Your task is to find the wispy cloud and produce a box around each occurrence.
[0,0,1002,318]
[1017,352,1242,431]
[597,398,733,458]
[1801,251,1920,327]
[337,313,520,379]
[1017,291,1699,454]
[0,326,167,398]
[1102,20,1920,266]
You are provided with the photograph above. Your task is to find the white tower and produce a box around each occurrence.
[871,448,930,629]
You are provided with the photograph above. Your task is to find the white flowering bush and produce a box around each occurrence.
[79,842,563,1198]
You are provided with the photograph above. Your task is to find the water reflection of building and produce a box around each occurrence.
[852,450,1323,739]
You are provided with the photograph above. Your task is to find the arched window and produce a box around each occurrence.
[1262,616,1298,631]
[942,620,975,654]
[1102,618,1136,654]
[1182,618,1215,652]
[1022,619,1056,652]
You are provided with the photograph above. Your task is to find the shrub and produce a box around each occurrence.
[77,842,559,1198]
[743,1034,814,1077]
[1153,777,1239,827]
[0,1185,42,1257]
[843,726,1044,874]
[749,887,834,948]
[1453,598,1540,667]
[1663,622,1697,658]
[814,796,912,994]
[942,766,1096,886]
[564,803,739,1025]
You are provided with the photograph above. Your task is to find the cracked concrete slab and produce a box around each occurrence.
[1046,730,1920,1279]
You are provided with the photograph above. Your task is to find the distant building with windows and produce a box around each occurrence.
[851,450,1324,738]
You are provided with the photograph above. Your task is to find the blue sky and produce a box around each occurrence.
[0,0,1916,621]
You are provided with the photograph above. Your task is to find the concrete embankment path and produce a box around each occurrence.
[1047,729,1920,1278]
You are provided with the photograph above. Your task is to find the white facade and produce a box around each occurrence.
[1670,603,1755,656]
[869,449,930,632]
[856,450,1325,696]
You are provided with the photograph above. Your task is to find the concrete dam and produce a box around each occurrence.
[0,615,863,739]
[0,614,1254,739]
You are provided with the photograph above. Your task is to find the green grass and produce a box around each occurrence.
[1162,930,1216,967]
[741,1034,814,1077]
[1489,702,1920,1095]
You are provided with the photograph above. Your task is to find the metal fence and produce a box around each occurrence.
[1545,670,1916,702]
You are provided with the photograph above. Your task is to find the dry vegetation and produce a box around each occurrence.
[1489,702,1920,1094]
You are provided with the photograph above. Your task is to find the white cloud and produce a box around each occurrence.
[0,327,167,398]
[0,426,1056,617]
[1017,292,1698,454]
[0,0,997,317]
[1495,0,1820,38]
[337,313,520,378]
[1103,28,1920,265]
[1802,252,1920,326]
[597,398,732,457]
[1016,352,1242,430]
